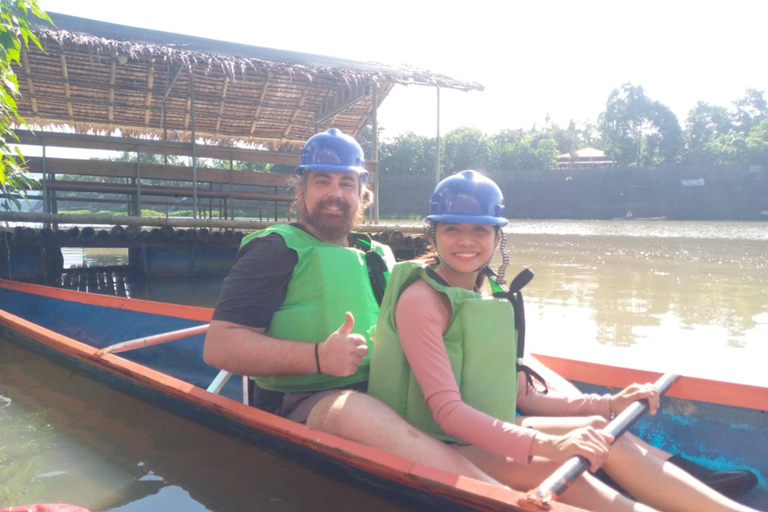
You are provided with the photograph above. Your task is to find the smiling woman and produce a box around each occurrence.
[368,170,763,512]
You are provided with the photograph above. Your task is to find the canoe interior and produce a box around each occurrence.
[1,279,766,509]
[0,285,241,401]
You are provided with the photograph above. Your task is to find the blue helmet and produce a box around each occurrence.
[426,170,507,226]
[296,128,369,181]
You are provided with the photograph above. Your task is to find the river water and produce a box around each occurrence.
[1,220,766,510]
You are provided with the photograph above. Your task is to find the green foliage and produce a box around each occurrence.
[598,83,683,167]
[0,0,50,209]
[684,102,733,164]
[379,131,434,177]
[746,118,768,164]
[732,88,768,135]
[683,89,768,166]
[442,127,491,174]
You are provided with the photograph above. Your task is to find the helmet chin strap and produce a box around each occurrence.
[495,231,509,286]
[301,177,309,220]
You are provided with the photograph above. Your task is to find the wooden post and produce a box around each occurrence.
[372,84,379,224]
[435,86,441,186]
[274,187,278,221]
[189,67,198,219]
[136,145,142,217]
[229,157,234,219]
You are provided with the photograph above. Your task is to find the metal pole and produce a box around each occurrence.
[372,85,379,224]
[435,86,441,186]
[189,67,198,219]
[136,145,142,217]
[229,157,234,220]
[162,71,168,150]
[41,139,49,228]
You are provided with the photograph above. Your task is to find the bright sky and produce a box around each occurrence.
[39,0,768,141]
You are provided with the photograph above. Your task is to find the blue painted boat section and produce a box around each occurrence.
[0,287,240,400]
[579,383,768,507]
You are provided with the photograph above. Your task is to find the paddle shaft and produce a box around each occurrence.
[527,372,680,505]
[98,323,210,354]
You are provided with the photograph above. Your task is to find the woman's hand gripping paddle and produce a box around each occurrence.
[519,373,680,509]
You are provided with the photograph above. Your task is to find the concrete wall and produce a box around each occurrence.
[379,165,768,221]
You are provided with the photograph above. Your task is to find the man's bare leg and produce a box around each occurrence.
[306,390,503,486]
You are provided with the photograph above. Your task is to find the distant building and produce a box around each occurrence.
[557,147,614,170]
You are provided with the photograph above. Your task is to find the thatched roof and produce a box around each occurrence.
[13,13,483,151]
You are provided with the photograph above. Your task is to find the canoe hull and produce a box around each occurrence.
[1,279,766,510]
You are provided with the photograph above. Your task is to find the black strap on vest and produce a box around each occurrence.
[491,268,548,395]
[349,233,388,307]
[426,265,548,394]
[425,266,450,287]
[366,250,388,306]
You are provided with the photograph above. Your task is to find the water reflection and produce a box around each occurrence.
[504,219,768,241]
[52,222,768,386]
[496,232,768,385]
[0,340,408,512]
[61,248,129,268]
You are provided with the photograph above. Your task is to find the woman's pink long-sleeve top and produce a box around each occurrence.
[394,279,612,462]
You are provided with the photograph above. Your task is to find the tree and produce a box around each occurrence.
[379,132,433,177]
[682,90,768,166]
[533,137,559,170]
[732,88,767,135]
[746,118,768,165]
[684,101,733,164]
[441,127,491,175]
[705,132,750,165]
[598,83,682,167]
[0,1,50,210]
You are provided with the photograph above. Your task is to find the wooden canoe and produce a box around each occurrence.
[0,278,765,511]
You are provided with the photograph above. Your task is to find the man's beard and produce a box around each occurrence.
[303,198,358,241]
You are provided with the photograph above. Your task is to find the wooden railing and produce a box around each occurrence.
[15,130,301,222]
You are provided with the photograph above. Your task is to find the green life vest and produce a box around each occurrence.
[240,224,395,392]
[368,261,519,443]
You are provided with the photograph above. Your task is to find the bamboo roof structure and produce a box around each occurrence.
[13,12,483,152]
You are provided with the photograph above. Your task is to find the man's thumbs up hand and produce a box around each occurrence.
[317,312,368,376]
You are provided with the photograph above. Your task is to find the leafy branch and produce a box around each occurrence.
[0,0,50,210]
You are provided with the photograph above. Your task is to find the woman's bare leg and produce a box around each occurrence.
[454,444,658,512]
[510,415,760,512]
[603,436,760,512]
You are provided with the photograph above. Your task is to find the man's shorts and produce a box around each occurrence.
[277,380,368,424]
